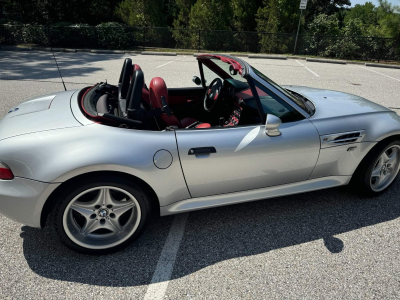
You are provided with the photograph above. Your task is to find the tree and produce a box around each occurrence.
[188,0,232,30]
[308,14,340,36]
[116,0,165,27]
[173,0,196,29]
[256,0,280,52]
[344,2,378,27]
[231,0,257,31]
[305,0,351,24]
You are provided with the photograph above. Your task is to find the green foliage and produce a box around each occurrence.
[256,0,279,53]
[324,19,364,58]
[116,0,165,27]
[231,0,257,31]
[188,0,232,49]
[344,2,378,27]
[308,14,340,36]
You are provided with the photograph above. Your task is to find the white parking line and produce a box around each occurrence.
[359,66,400,82]
[143,213,189,300]
[295,60,320,77]
[155,56,184,68]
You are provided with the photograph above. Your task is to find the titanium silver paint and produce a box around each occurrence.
[1,57,400,229]
[175,119,320,198]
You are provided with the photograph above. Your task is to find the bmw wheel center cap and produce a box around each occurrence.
[98,209,108,218]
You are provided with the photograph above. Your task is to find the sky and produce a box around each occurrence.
[349,0,399,6]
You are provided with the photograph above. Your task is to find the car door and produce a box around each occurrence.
[175,120,320,198]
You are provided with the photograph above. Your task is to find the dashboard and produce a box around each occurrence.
[222,79,261,126]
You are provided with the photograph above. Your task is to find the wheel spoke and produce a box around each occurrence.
[108,218,122,232]
[71,204,94,218]
[81,219,101,235]
[382,151,390,163]
[387,148,398,165]
[113,202,135,218]
[373,174,384,187]
[375,156,384,170]
[371,168,381,178]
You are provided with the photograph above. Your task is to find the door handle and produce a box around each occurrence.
[188,147,217,155]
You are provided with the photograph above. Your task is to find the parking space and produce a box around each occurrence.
[1,50,400,299]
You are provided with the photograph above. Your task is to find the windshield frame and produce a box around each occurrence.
[247,66,310,119]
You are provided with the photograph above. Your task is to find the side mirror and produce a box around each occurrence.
[265,114,282,136]
[192,76,202,86]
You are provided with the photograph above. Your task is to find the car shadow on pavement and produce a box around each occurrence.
[0,51,136,83]
[21,181,400,287]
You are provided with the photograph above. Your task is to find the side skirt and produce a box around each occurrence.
[160,176,351,216]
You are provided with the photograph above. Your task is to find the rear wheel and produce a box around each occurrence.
[352,139,400,196]
[53,176,150,254]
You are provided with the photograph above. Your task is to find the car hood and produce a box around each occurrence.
[0,90,82,141]
[283,86,391,120]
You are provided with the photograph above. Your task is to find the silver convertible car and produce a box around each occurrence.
[1,54,400,254]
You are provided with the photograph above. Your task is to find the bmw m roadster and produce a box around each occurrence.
[1,54,400,254]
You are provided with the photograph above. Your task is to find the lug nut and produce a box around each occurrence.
[106,205,113,209]
[100,219,106,225]
[90,214,96,219]
[110,213,116,219]
[95,205,101,209]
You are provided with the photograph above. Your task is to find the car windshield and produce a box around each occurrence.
[250,66,309,113]
[211,58,247,83]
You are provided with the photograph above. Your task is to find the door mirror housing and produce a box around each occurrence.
[265,114,282,136]
[192,76,202,86]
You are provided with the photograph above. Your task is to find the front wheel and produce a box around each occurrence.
[53,176,151,254]
[351,139,400,196]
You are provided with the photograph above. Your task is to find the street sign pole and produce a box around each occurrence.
[294,0,307,55]
[293,9,303,54]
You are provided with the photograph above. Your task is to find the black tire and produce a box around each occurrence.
[53,175,151,255]
[351,139,400,197]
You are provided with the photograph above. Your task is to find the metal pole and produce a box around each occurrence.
[294,9,303,55]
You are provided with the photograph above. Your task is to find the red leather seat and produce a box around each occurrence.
[149,77,211,129]
[132,64,150,106]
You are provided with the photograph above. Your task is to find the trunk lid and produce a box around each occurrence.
[0,90,82,141]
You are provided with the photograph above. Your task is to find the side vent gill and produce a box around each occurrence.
[333,132,361,143]
[321,130,366,148]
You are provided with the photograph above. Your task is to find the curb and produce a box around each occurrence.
[125,50,142,54]
[175,52,194,56]
[248,54,287,60]
[306,58,346,64]
[142,51,177,56]
[91,49,124,54]
[76,49,92,53]
[0,46,32,51]
[346,61,364,65]
[365,63,400,69]
[64,48,77,53]
[33,47,65,52]
[288,56,306,60]
[231,54,248,57]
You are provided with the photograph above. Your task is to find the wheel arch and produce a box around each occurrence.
[351,134,400,183]
[40,170,160,228]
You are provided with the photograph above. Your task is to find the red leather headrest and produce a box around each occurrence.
[149,77,168,109]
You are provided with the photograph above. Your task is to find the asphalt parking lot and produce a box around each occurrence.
[0,50,400,299]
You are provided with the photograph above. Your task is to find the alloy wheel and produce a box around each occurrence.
[62,186,141,250]
[370,145,400,192]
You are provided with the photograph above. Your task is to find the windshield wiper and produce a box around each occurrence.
[285,89,315,115]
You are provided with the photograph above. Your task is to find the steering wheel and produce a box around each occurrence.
[204,78,223,112]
